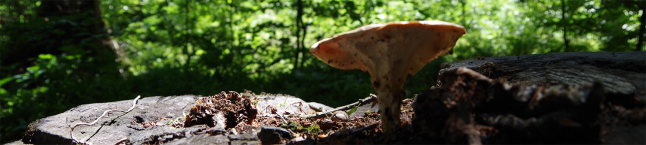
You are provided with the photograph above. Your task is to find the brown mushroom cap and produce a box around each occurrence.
[310,20,466,79]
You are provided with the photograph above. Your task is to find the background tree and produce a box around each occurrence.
[0,0,121,141]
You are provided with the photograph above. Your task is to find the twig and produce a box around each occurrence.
[66,95,140,144]
[277,112,288,124]
[289,102,304,113]
[309,105,326,112]
[301,94,377,119]
[256,114,290,118]
[350,123,379,134]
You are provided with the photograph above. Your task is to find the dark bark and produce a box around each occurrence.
[2,0,115,67]
[28,0,115,66]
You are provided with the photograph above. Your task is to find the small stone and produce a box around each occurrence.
[134,116,145,123]
[332,111,349,122]
[258,126,294,144]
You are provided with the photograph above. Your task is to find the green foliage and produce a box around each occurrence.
[306,124,321,135]
[281,121,303,132]
[0,0,642,143]
[280,121,320,135]
[347,105,359,116]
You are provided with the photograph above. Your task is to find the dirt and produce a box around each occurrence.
[183,91,258,130]
[149,91,416,144]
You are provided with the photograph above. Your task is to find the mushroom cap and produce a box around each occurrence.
[310,21,466,78]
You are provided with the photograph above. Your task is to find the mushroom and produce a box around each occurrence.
[310,20,466,132]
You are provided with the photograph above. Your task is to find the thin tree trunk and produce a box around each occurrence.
[228,0,234,68]
[300,21,307,68]
[637,1,645,51]
[183,0,192,72]
[461,0,466,28]
[294,0,303,70]
[298,0,307,68]
[561,0,569,51]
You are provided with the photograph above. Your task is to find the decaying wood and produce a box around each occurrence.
[66,95,140,144]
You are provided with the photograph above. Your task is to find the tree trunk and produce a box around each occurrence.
[300,24,307,68]
[183,0,193,72]
[36,0,118,69]
[299,1,307,69]
[637,0,645,51]
[461,0,466,28]
[2,0,118,68]
[294,0,303,70]
[561,0,569,52]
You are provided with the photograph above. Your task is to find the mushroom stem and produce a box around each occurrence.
[371,73,406,132]
[375,87,404,132]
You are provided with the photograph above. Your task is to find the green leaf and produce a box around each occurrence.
[0,77,12,87]
[347,105,359,116]
[0,88,7,95]
[27,66,40,73]
[38,54,54,59]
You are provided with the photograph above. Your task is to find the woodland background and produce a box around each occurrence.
[0,0,643,143]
